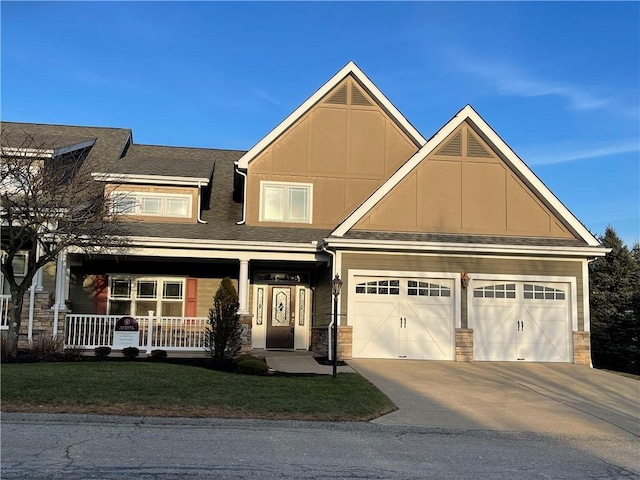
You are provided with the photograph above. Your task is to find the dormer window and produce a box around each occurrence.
[260,181,312,223]
[110,191,191,218]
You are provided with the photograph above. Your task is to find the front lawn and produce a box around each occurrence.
[0,363,396,421]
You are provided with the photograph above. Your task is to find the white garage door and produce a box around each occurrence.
[352,277,454,360]
[472,281,570,362]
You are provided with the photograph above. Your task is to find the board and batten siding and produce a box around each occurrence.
[340,253,584,330]
[313,266,333,327]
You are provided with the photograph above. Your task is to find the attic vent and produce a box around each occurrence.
[467,132,493,157]
[326,84,347,105]
[436,132,462,156]
[351,85,372,106]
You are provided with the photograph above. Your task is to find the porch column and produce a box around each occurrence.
[53,251,68,310]
[34,244,44,292]
[238,259,249,314]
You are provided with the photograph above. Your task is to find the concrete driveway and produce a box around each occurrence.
[348,360,639,438]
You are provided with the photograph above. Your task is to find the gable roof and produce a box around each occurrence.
[330,105,601,247]
[236,61,426,169]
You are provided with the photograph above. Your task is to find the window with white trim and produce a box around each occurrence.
[355,280,400,295]
[473,283,516,299]
[0,252,29,295]
[260,181,312,223]
[110,192,191,218]
[408,280,451,297]
[108,277,185,316]
[523,284,565,300]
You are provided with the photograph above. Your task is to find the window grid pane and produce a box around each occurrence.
[166,197,189,217]
[140,197,162,215]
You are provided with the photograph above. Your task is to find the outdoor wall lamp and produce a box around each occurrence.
[461,271,470,289]
[331,274,343,380]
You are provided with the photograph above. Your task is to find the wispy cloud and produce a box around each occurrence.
[253,88,282,108]
[448,53,613,112]
[522,140,639,166]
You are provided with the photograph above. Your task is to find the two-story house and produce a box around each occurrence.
[1,62,607,363]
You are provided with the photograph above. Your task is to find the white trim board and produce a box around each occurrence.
[236,61,426,170]
[331,105,601,248]
[325,237,608,258]
[92,173,210,187]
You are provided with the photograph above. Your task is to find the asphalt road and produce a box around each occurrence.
[2,414,638,480]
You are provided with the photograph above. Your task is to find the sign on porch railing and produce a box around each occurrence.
[65,312,208,353]
[0,295,10,330]
[113,316,139,349]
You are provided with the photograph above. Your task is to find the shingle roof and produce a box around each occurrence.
[1,121,131,169]
[100,144,245,180]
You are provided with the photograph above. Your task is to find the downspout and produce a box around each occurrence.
[196,181,207,224]
[321,243,337,361]
[28,275,36,344]
[234,162,247,225]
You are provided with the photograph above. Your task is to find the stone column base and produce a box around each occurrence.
[573,331,591,366]
[455,328,473,362]
[338,325,353,360]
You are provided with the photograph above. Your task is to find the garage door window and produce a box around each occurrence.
[473,283,516,299]
[408,281,451,297]
[523,284,565,300]
[355,280,400,295]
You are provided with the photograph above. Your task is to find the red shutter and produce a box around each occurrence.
[93,275,108,315]
[185,278,198,317]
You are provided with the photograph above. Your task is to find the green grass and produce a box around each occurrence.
[1,363,396,421]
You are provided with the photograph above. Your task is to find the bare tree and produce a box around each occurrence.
[1,128,130,356]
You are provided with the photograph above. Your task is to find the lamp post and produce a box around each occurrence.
[331,274,343,380]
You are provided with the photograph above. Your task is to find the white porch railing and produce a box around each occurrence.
[0,294,10,330]
[64,313,209,353]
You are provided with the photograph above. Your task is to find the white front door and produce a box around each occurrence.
[352,277,454,360]
[472,281,570,362]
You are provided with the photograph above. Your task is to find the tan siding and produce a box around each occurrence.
[340,253,584,329]
[245,75,419,229]
[197,278,239,317]
[42,262,57,293]
[354,122,576,239]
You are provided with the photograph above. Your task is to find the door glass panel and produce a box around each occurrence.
[272,288,290,326]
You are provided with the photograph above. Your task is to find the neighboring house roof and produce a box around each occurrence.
[235,61,426,169]
[330,105,602,248]
[1,121,131,167]
[94,144,244,185]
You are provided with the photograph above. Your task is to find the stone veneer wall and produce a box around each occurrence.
[311,326,328,357]
[455,328,473,362]
[311,325,352,360]
[239,314,253,354]
[573,331,591,366]
[15,291,64,349]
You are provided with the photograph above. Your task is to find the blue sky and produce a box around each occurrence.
[2,2,638,245]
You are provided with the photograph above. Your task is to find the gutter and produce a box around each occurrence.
[196,181,207,224]
[234,162,247,225]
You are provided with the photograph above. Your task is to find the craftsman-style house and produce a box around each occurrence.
[0,62,607,364]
